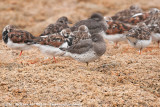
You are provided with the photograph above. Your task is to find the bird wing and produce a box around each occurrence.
[26,34,65,47]
[39,23,69,36]
[67,39,93,54]
[72,31,91,45]
[39,24,55,36]
[71,19,102,34]
[8,30,35,43]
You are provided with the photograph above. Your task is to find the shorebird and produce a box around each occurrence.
[103,20,132,47]
[2,25,35,56]
[39,16,71,36]
[60,33,106,66]
[26,29,73,62]
[145,8,160,48]
[111,5,143,24]
[126,23,152,54]
[71,13,108,35]
[125,8,160,25]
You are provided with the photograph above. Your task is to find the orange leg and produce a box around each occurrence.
[115,42,118,47]
[19,50,23,56]
[53,57,56,63]
[114,42,118,48]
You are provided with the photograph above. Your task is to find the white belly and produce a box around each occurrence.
[100,31,126,42]
[64,50,99,63]
[128,37,152,50]
[152,33,160,41]
[34,44,65,56]
[7,38,31,50]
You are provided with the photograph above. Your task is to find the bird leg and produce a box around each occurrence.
[86,62,89,66]
[19,50,23,56]
[114,42,119,48]
[115,42,118,47]
[53,57,57,63]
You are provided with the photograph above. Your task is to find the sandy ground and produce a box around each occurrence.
[0,0,160,106]
[0,40,160,106]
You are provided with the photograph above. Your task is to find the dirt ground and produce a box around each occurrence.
[0,0,160,106]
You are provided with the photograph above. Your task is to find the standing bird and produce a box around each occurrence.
[60,33,106,66]
[39,16,71,36]
[145,8,160,48]
[150,24,160,48]
[26,29,73,62]
[71,13,108,35]
[2,25,35,56]
[126,23,152,54]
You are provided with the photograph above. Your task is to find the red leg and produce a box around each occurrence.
[115,42,118,47]
[19,50,23,56]
[114,42,118,48]
[53,57,56,63]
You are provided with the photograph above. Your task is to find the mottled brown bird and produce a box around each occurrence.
[2,25,35,56]
[39,16,71,36]
[111,5,143,23]
[26,29,73,62]
[104,20,132,46]
[126,23,152,54]
[71,25,91,45]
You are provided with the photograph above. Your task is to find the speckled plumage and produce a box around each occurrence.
[111,5,143,22]
[60,28,73,38]
[71,25,91,45]
[39,16,71,36]
[145,8,160,47]
[102,21,132,44]
[126,23,152,54]
[127,23,151,40]
[106,21,132,34]
[27,33,72,57]
[36,34,66,47]
[2,25,35,50]
[124,12,149,25]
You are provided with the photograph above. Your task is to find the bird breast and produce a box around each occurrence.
[93,42,106,56]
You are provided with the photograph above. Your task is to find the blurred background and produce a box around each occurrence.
[0,0,159,39]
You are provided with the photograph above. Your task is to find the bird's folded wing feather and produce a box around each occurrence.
[8,30,35,43]
[67,39,93,54]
